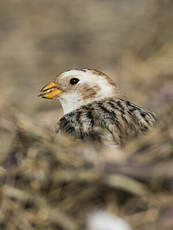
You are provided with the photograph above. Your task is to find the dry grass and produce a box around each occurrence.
[1,1,173,229]
[1,90,173,230]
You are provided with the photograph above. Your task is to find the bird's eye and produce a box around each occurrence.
[70,78,79,85]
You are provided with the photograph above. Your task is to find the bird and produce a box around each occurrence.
[39,68,156,146]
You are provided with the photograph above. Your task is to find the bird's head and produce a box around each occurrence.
[39,69,120,114]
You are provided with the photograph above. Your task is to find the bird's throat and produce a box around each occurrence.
[59,94,86,115]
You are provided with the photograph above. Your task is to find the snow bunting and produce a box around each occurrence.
[39,69,156,146]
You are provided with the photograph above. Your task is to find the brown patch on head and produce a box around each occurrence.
[80,68,107,76]
[79,84,100,101]
[82,69,107,76]
[91,69,107,76]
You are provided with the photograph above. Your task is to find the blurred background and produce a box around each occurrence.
[0,0,173,230]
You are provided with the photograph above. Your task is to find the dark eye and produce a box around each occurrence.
[70,78,79,85]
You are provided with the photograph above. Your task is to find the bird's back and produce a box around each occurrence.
[57,98,156,146]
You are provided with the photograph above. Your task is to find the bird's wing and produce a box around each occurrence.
[94,98,157,145]
[122,99,157,131]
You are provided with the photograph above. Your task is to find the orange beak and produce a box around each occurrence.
[38,81,62,99]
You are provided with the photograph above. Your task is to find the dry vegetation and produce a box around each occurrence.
[0,0,173,229]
